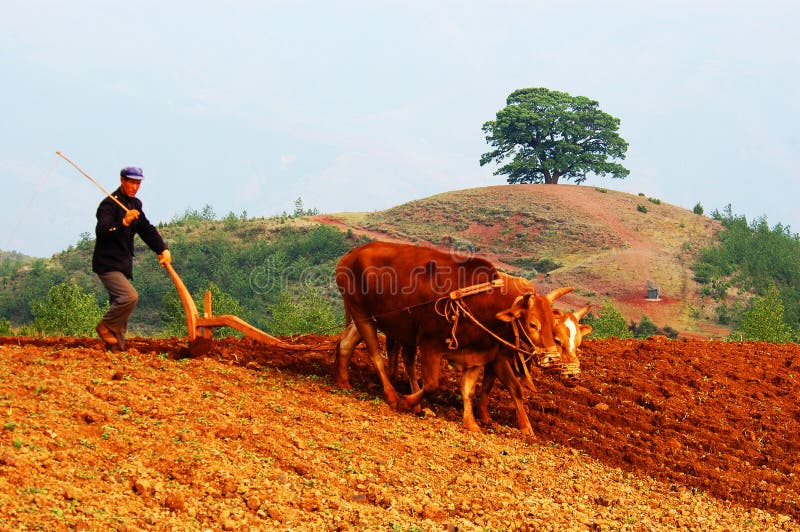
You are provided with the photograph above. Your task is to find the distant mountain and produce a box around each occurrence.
[312,184,729,338]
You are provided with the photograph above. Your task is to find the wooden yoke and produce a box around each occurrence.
[163,262,319,352]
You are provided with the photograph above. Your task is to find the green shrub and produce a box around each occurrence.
[584,300,632,339]
[693,206,800,330]
[630,315,659,338]
[30,280,106,336]
[661,325,679,340]
[265,288,344,336]
[509,257,562,274]
[732,288,796,342]
[533,258,562,274]
[0,317,13,336]
[715,302,743,327]
[636,205,648,214]
[693,202,704,215]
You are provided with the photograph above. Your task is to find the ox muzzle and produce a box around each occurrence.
[558,361,581,381]
[535,347,561,369]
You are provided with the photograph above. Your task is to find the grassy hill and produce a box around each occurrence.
[313,184,728,338]
[2,184,733,338]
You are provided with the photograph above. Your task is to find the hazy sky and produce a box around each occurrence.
[2,0,797,257]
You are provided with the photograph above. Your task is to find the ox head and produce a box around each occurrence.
[551,304,592,383]
[495,286,574,369]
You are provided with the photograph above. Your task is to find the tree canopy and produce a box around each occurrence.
[480,87,630,184]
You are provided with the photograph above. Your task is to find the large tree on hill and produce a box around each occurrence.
[480,87,630,184]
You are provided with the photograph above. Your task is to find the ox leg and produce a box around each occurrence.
[333,322,361,389]
[460,366,483,432]
[355,320,403,410]
[401,343,420,393]
[386,337,400,381]
[401,349,442,410]
[477,365,498,426]
[493,358,534,436]
[479,350,538,425]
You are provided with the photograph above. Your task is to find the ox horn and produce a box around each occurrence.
[544,286,574,303]
[511,293,533,307]
[572,304,592,321]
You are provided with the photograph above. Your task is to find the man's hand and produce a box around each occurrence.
[158,249,172,268]
[122,209,140,227]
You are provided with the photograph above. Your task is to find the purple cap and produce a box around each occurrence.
[120,166,145,180]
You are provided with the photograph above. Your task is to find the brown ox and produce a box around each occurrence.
[335,241,572,434]
[334,298,585,391]
[477,303,592,426]
[336,295,591,428]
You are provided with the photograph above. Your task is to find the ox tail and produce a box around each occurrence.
[342,300,353,327]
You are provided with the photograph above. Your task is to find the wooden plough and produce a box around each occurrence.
[164,263,329,354]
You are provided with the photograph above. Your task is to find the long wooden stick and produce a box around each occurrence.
[55,150,129,212]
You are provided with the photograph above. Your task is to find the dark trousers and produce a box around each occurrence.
[97,271,138,337]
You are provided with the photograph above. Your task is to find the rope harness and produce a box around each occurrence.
[433,279,561,387]
[353,277,564,386]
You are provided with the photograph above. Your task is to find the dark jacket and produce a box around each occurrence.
[92,188,167,279]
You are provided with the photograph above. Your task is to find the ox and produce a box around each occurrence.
[334,298,586,391]
[335,297,592,428]
[335,241,572,434]
[494,273,590,382]
[477,303,592,426]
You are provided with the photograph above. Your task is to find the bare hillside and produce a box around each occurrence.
[313,184,725,338]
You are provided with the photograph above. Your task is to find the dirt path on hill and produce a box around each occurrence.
[534,186,656,286]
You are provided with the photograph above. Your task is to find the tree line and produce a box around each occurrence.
[690,206,799,342]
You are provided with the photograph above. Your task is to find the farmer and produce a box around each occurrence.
[92,166,172,351]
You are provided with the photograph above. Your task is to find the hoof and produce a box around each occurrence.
[334,376,353,390]
[398,390,424,411]
[463,422,482,433]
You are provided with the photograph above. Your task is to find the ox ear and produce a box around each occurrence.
[496,293,531,322]
[579,324,593,336]
[552,308,565,320]
[545,286,574,303]
[496,308,519,322]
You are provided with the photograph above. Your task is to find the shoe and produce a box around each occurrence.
[96,322,120,351]
[114,329,126,351]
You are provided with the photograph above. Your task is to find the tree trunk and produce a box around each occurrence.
[545,171,562,184]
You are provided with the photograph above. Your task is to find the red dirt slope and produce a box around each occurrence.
[1,335,798,530]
